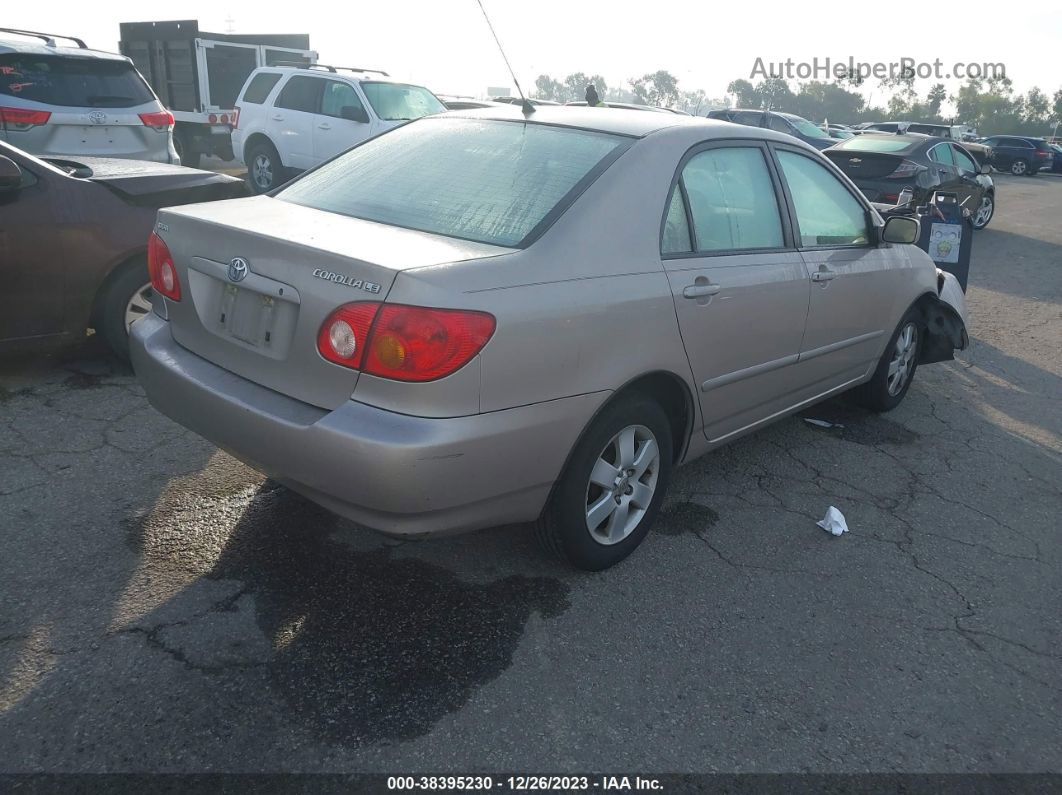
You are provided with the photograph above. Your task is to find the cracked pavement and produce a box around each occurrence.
[0,174,1059,773]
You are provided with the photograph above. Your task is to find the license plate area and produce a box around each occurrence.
[185,265,300,361]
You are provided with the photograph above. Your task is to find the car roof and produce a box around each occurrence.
[252,65,405,84]
[0,35,128,62]
[436,105,811,144]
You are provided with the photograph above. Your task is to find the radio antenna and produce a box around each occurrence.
[474,0,534,115]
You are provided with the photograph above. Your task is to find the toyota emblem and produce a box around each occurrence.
[228,257,250,282]
[88,110,107,125]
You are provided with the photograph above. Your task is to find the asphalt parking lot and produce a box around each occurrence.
[1,174,1059,774]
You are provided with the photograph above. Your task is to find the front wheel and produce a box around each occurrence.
[970,193,994,229]
[853,309,921,412]
[95,259,152,362]
[535,394,673,570]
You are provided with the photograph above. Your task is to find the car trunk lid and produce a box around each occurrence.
[824,150,904,180]
[156,197,512,410]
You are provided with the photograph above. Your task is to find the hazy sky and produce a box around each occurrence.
[7,0,1060,106]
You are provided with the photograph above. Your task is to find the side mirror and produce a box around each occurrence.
[340,105,369,124]
[0,155,22,193]
[882,215,919,245]
[980,162,991,175]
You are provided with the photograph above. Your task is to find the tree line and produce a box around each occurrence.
[531,70,1062,136]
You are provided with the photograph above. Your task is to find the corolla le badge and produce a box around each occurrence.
[88,111,107,125]
[312,268,381,294]
[228,257,250,283]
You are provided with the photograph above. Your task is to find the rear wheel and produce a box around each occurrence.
[96,259,151,362]
[173,129,201,169]
[853,308,921,412]
[535,394,673,570]
[248,140,282,193]
[1010,159,1028,176]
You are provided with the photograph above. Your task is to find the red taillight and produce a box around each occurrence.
[886,159,923,179]
[231,107,240,129]
[317,303,496,382]
[147,232,181,301]
[139,110,174,130]
[0,106,51,128]
[208,113,218,124]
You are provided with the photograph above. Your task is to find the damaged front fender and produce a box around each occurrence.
[919,270,970,364]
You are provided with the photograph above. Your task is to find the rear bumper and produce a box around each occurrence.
[130,314,606,535]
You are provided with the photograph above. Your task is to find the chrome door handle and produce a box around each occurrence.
[811,269,836,282]
[683,283,721,298]
[271,114,284,121]
[318,122,331,130]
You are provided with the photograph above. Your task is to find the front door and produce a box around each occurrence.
[772,145,896,390]
[661,142,811,442]
[313,79,374,163]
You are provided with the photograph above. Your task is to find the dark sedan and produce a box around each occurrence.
[824,134,995,229]
[706,108,837,150]
[0,141,247,360]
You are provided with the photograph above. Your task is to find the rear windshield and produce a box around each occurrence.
[278,118,628,247]
[786,116,832,139]
[359,81,445,121]
[0,55,154,108]
[835,136,915,153]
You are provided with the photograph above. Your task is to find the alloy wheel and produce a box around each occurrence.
[973,195,994,228]
[887,322,918,396]
[252,154,274,190]
[1011,160,1027,175]
[124,283,154,333]
[584,424,661,545]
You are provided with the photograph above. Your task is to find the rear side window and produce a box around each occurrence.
[677,147,784,252]
[241,72,282,104]
[0,55,154,107]
[777,151,868,247]
[274,76,321,113]
[662,190,692,254]
[278,118,627,248]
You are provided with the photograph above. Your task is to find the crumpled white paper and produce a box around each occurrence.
[817,506,849,537]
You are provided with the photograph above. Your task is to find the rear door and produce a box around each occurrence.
[773,144,896,390]
[312,79,374,163]
[270,75,323,169]
[661,141,811,442]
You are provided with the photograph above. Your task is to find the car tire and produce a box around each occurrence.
[534,394,673,570]
[96,258,152,363]
[970,192,994,229]
[852,308,922,413]
[173,130,201,169]
[247,140,282,193]
[1010,159,1028,176]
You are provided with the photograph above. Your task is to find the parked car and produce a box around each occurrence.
[980,135,1055,175]
[437,95,507,110]
[0,140,247,359]
[119,19,318,168]
[231,64,446,193]
[491,96,560,106]
[130,107,968,570]
[1050,143,1062,173]
[823,124,855,140]
[705,108,835,150]
[0,28,178,164]
[824,133,995,229]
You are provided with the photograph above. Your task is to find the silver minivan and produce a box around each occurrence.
[0,29,178,163]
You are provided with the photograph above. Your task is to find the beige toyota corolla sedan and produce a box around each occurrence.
[131,106,968,570]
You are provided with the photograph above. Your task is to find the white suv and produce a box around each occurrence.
[231,64,445,192]
[0,28,177,163]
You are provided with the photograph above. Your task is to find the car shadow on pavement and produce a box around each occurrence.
[122,474,570,748]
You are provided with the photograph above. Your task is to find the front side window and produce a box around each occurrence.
[320,80,365,120]
[359,82,445,121]
[274,76,321,113]
[278,118,627,248]
[241,72,282,104]
[0,55,154,107]
[679,147,784,252]
[952,146,977,172]
[777,151,868,247]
